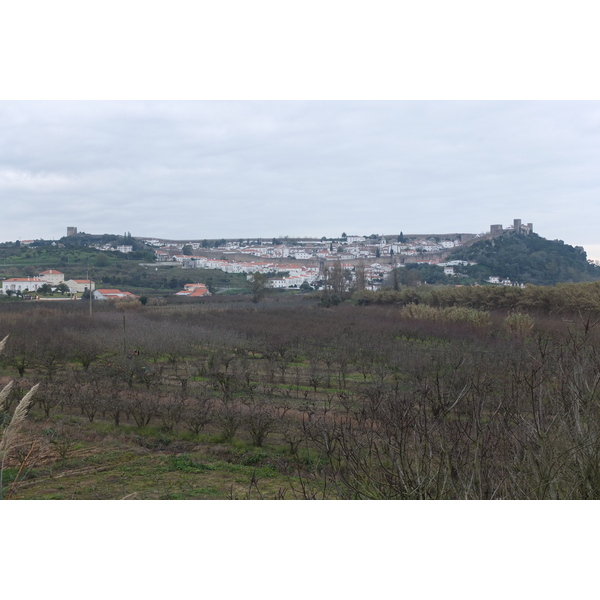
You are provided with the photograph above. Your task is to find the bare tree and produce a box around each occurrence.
[242,398,277,447]
[216,401,244,443]
[183,388,215,435]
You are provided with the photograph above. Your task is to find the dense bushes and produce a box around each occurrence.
[355,280,600,314]
[400,304,491,327]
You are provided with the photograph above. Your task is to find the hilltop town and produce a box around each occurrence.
[129,219,532,290]
[6,218,593,297]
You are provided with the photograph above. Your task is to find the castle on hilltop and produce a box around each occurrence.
[490,219,533,236]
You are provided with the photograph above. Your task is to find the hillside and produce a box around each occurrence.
[0,241,248,297]
[448,231,600,285]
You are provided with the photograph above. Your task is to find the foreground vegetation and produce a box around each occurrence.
[3,284,600,499]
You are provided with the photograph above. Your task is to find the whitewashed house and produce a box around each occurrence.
[65,279,96,294]
[290,250,313,260]
[93,289,138,300]
[1,277,47,294]
[39,270,65,285]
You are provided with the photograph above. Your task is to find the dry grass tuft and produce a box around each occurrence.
[0,381,14,413]
[0,384,40,456]
[1,333,40,497]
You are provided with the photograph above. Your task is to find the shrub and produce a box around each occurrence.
[166,455,214,473]
[503,311,534,337]
[400,303,490,327]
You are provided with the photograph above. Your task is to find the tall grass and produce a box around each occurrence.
[0,335,39,498]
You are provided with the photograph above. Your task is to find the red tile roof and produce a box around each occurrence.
[188,288,209,297]
[184,283,208,289]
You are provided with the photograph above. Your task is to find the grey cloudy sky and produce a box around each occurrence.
[1,100,599,258]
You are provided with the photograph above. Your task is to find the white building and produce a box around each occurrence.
[1,277,47,294]
[1,269,67,294]
[93,289,138,300]
[39,270,65,285]
[65,279,96,294]
[440,240,459,249]
[270,275,306,288]
[290,250,313,260]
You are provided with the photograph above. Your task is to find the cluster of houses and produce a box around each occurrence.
[190,259,321,288]
[139,229,519,290]
[0,268,214,301]
[145,235,466,264]
[144,238,473,290]
[3,221,530,297]
[9,220,531,295]
[485,276,526,288]
[180,258,396,290]
[89,243,134,254]
[0,270,135,300]
[1,270,95,296]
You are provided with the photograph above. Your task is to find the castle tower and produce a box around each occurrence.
[67,227,77,237]
[513,219,522,234]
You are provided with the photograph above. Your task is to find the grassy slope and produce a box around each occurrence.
[0,246,247,294]
[5,413,307,500]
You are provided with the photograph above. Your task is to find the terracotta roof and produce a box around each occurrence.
[176,287,209,297]
[188,288,209,297]
[184,283,207,289]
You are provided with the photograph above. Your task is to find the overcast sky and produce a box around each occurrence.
[1,100,599,256]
